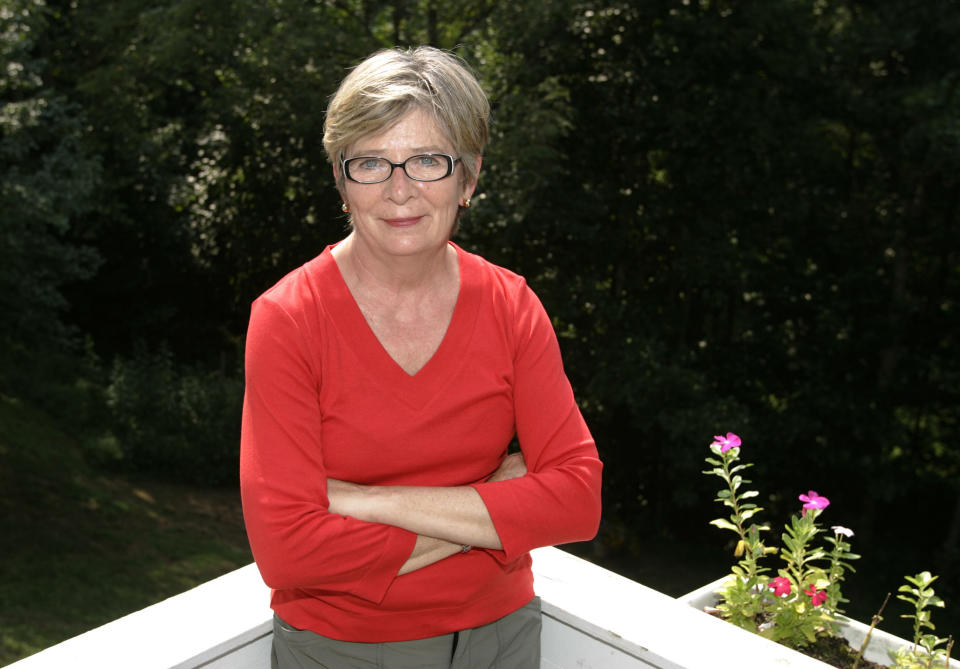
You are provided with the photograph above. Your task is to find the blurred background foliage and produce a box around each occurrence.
[1,0,958,648]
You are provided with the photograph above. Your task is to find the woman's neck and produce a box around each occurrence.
[331,233,457,297]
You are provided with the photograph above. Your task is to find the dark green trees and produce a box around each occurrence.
[1,1,100,352]
[3,0,958,618]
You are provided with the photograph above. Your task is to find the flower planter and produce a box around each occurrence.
[679,577,959,669]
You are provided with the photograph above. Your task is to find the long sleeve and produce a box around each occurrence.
[471,282,603,561]
[239,293,417,604]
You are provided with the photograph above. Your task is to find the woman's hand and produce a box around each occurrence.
[487,452,527,482]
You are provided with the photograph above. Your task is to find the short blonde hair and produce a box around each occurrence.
[323,46,490,190]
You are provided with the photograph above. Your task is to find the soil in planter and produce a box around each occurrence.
[793,635,886,669]
[702,609,888,668]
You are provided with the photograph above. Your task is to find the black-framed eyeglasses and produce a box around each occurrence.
[341,153,462,184]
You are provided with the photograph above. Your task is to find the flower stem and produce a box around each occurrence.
[852,592,890,669]
[720,450,759,580]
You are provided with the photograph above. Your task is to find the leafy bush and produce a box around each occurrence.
[100,345,243,485]
[0,338,107,433]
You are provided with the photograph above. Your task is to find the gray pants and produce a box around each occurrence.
[271,597,541,669]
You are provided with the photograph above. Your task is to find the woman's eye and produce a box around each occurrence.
[417,155,439,167]
[357,159,383,170]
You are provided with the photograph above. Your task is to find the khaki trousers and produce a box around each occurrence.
[271,597,541,669]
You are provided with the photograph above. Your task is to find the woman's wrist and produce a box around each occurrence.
[327,479,379,521]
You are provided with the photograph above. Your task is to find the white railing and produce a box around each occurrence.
[8,547,830,669]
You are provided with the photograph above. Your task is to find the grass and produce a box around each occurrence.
[0,394,252,666]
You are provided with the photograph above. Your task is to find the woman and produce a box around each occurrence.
[240,46,602,668]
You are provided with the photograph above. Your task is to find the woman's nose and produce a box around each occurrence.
[385,164,416,200]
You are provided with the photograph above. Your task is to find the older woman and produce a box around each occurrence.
[240,46,602,668]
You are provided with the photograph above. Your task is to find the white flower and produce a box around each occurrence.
[831,525,854,538]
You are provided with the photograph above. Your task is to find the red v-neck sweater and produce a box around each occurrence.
[240,243,602,642]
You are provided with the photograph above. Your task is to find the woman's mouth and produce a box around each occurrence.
[384,217,422,227]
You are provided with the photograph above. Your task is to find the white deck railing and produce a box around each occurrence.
[9,547,832,669]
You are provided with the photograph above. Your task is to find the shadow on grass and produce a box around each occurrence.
[0,394,252,666]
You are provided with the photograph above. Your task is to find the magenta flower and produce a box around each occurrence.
[711,432,742,452]
[798,490,830,515]
[804,584,828,607]
[769,576,792,597]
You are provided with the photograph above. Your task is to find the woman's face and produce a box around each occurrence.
[338,107,479,260]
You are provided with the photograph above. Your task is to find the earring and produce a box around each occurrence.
[463,198,472,208]
[341,202,349,213]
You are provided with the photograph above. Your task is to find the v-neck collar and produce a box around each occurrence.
[318,242,481,411]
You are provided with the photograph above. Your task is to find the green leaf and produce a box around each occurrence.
[710,518,739,531]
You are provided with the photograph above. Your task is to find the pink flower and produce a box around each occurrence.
[711,432,742,452]
[798,490,830,515]
[769,576,792,597]
[804,584,828,607]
